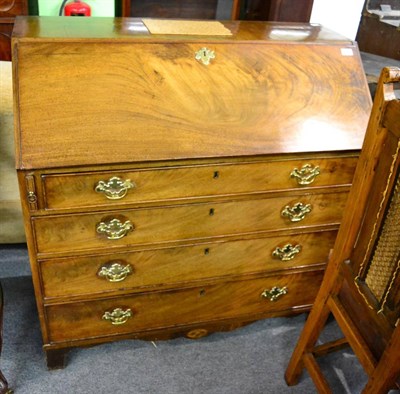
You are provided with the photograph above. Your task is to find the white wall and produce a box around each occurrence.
[310,0,365,39]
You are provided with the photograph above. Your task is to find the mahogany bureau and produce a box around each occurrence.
[12,16,372,368]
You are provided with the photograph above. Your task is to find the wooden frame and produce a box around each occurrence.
[285,67,400,393]
[121,0,241,20]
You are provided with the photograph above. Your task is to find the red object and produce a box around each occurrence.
[64,0,91,16]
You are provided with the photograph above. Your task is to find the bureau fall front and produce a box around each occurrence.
[12,16,371,368]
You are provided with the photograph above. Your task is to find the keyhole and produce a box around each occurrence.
[209,208,215,216]
[213,171,219,179]
[199,289,206,296]
[204,248,210,255]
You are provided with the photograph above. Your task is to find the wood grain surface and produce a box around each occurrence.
[40,230,336,300]
[45,269,324,343]
[13,18,371,169]
[41,156,357,210]
[33,191,348,254]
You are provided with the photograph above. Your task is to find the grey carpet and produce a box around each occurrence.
[0,244,376,393]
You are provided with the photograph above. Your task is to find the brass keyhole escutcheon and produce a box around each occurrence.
[195,47,215,65]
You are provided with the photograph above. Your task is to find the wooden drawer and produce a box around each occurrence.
[41,157,357,210]
[40,230,336,299]
[33,192,348,254]
[45,269,324,343]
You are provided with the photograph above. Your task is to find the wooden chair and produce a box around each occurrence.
[285,66,400,393]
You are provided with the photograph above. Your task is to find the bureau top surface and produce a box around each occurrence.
[13,16,351,44]
[13,17,372,170]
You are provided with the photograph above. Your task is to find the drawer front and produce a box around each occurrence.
[40,230,336,299]
[45,269,324,343]
[41,157,357,210]
[33,192,348,254]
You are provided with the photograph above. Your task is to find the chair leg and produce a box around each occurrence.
[302,353,332,394]
[0,284,11,394]
[362,323,400,394]
[0,370,12,394]
[285,300,331,386]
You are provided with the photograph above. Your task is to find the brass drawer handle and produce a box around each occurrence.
[98,262,133,282]
[195,47,215,65]
[272,244,301,261]
[281,202,312,222]
[290,164,320,185]
[102,308,132,325]
[96,219,134,240]
[95,176,135,200]
[261,286,288,301]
